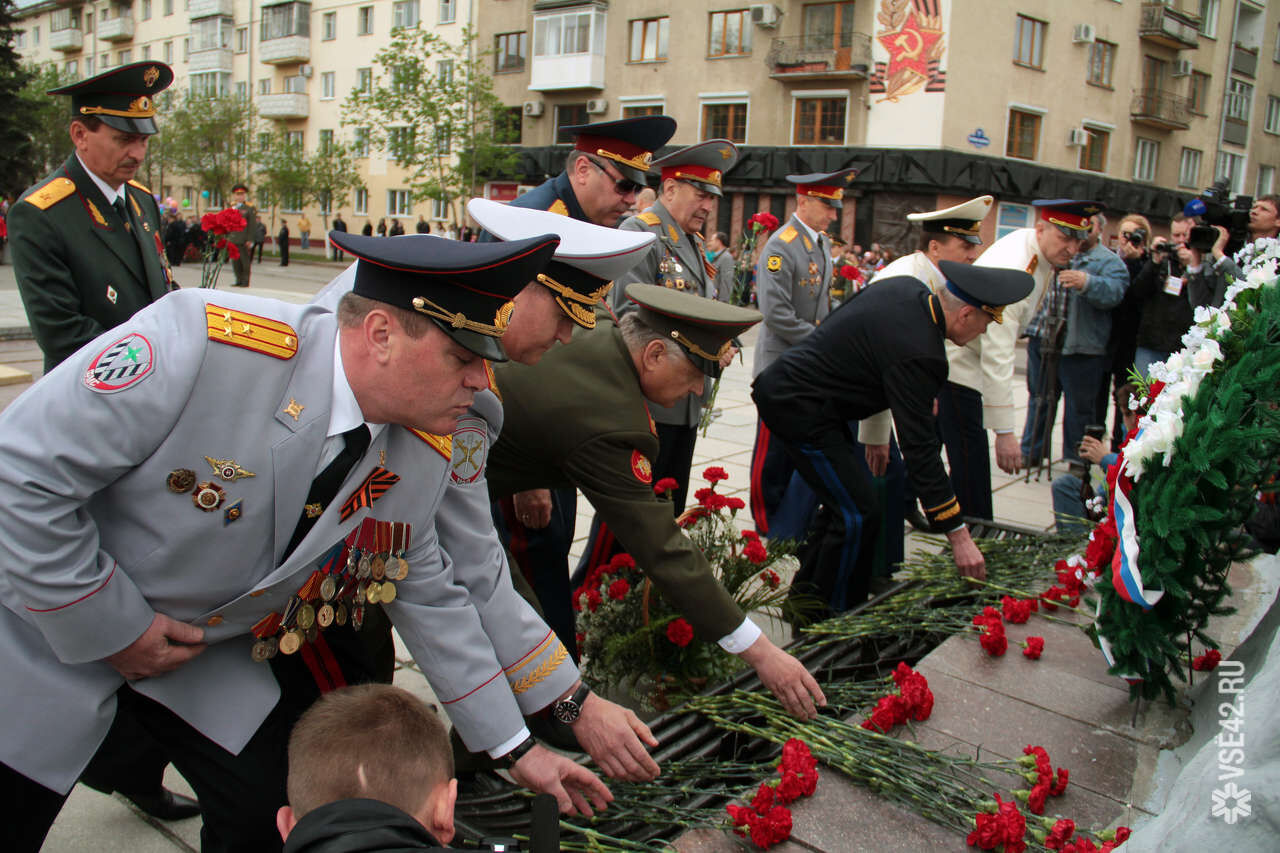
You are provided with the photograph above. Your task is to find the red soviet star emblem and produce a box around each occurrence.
[877,11,943,80]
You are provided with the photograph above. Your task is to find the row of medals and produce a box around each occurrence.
[250,542,409,662]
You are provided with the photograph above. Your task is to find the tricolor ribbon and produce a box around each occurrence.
[1108,449,1164,611]
[339,466,400,521]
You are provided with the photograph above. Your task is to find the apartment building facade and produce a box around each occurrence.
[10,0,471,231]
[10,0,1280,248]
[479,0,1280,248]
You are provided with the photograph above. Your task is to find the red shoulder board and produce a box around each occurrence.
[408,428,453,460]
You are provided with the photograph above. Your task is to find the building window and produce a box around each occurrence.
[392,0,419,29]
[13,30,24,49]
[793,96,846,145]
[1006,109,1041,160]
[1014,15,1046,69]
[117,49,132,65]
[1199,0,1219,39]
[64,59,78,76]
[554,104,589,142]
[1134,138,1160,182]
[996,202,1033,240]
[235,26,247,53]
[356,67,372,95]
[353,126,370,157]
[432,198,449,220]
[84,11,91,32]
[702,102,747,143]
[629,16,669,63]
[622,103,664,118]
[388,190,412,217]
[321,71,335,100]
[534,10,595,57]
[438,0,455,25]
[262,3,310,41]
[1087,40,1115,87]
[192,16,232,51]
[190,72,231,96]
[358,6,374,35]
[1225,78,1253,122]
[709,10,752,57]
[388,126,415,159]
[85,55,94,74]
[318,128,334,151]
[259,78,271,95]
[1265,95,1280,133]
[164,41,173,63]
[1257,165,1275,197]
[32,26,39,45]
[495,31,527,73]
[141,0,152,21]
[51,8,81,32]
[322,11,336,40]
[183,37,190,61]
[164,0,173,15]
[235,80,246,99]
[1189,71,1210,115]
[436,59,453,85]
[101,53,110,70]
[1216,151,1245,195]
[802,2,855,50]
[354,188,369,216]
[434,127,451,153]
[1079,127,1109,173]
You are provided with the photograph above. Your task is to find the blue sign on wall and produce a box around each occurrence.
[968,128,991,149]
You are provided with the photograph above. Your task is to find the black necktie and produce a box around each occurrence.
[114,197,131,231]
[285,424,371,558]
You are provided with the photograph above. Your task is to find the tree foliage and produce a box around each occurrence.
[160,90,258,205]
[254,127,311,221]
[0,0,37,197]
[7,62,75,195]
[343,25,517,223]
[306,135,364,217]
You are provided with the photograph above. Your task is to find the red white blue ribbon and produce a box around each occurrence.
[1108,450,1164,610]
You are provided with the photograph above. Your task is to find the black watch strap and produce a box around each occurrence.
[553,682,591,724]
[498,735,537,769]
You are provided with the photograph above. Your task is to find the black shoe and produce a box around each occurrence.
[231,282,249,287]
[905,505,931,532]
[456,770,512,798]
[122,787,201,821]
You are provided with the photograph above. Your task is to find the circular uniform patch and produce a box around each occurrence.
[450,418,488,485]
[766,255,783,272]
[630,450,653,484]
[83,332,155,393]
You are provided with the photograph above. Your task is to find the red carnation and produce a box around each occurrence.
[1046,818,1076,850]
[724,496,746,511]
[775,770,806,803]
[744,539,769,564]
[1023,636,1045,659]
[226,243,241,260]
[1192,649,1222,671]
[1001,595,1035,624]
[1113,827,1130,843]
[1040,585,1067,611]
[1025,781,1049,815]
[742,529,761,541]
[607,578,630,601]
[760,569,781,589]
[750,211,780,232]
[666,618,694,647]
[702,466,729,483]
[585,589,601,612]
[780,738,817,774]
[749,804,793,849]
[838,263,863,282]
[861,694,908,732]
[694,486,715,505]
[979,621,1008,657]
[653,477,679,496]
[750,781,775,813]
[1050,766,1069,796]
[609,553,636,571]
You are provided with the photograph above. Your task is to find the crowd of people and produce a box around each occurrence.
[3,57,1279,853]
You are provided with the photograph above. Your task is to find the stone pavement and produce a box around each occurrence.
[2,255,1226,851]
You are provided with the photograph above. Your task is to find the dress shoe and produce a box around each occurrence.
[122,787,201,821]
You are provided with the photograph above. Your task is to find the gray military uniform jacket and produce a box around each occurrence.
[0,289,533,793]
[612,202,717,428]
[751,213,832,377]
[710,248,736,303]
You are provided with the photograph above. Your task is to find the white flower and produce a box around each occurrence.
[1164,352,1185,375]
[1194,304,1214,324]
[1192,339,1223,371]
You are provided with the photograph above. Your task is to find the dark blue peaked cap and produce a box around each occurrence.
[939,260,1034,325]
[328,231,560,361]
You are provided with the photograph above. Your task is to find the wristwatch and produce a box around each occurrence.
[498,734,537,769]
[552,682,591,725]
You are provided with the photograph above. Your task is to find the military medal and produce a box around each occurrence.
[317,603,335,627]
[320,575,336,601]
[167,468,196,493]
[334,602,348,626]
[354,584,367,606]
[279,629,302,655]
[392,522,410,581]
[223,500,243,526]
[249,611,283,663]
[305,503,323,518]
[192,481,225,511]
[352,605,365,630]
[378,581,396,603]
[251,640,271,663]
[205,455,257,482]
[296,603,316,630]
[263,636,279,659]
[365,582,382,605]
[304,624,319,644]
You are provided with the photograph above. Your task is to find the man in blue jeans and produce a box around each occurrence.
[1022,213,1128,466]
[1053,383,1143,534]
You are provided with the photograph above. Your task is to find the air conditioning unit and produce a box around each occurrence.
[1072,24,1096,44]
[1067,128,1090,147]
[750,4,779,28]
[522,100,544,117]
[586,98,608,115]
[298,64,313,78]
[1173,58,1194,77]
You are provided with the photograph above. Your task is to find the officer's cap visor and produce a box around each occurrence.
[97,114,158,135]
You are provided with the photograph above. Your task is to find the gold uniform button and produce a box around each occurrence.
[206,615,224,626]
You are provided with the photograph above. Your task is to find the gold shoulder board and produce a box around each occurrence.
[1026,256,1039,276]
[483,360,502,401]
[637,211,661,226]
[408,428,453,460]
[547,199,569,217]
[778,226,798,244]
[205,304,298,359]
[127,178,152,194]
[23,177,76,211]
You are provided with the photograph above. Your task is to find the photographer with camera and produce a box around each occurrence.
[1098,215,1151,449]
[1249,195,1279,241]
[1129,215,1196,376]
[1183,222,1243,310]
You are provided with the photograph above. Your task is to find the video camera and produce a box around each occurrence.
[1184,177,1253,256]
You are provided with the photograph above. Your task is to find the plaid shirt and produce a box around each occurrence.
[1024,269,1067,342]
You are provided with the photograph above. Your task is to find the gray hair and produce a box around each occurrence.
[618,312,686,364]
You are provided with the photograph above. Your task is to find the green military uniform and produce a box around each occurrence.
[9,61,177,373]
[227,183,258,287]
[487,285,762,642]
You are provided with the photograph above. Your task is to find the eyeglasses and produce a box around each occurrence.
[587,157,643,197]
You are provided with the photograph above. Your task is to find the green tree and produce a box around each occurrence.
[7,62,75,195]
[0,0,36,197]
[254,127,311,226]
[343,25,517,224]
[161,90,258,208]
[307,133,363,222]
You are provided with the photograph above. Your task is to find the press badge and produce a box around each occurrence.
[1163,275,1184,296]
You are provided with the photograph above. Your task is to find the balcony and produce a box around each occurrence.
[98,16,135,42]
[766,33,872,81]
[1139,2,1199,50]
[1130,88,1192,130]
[49,28,84,52]
[260,35,310,64]
[1231,44,1258,78]
[258,92,309,119]
[190,0,234,19]
[189,48,234,73]
[529,53,605,91]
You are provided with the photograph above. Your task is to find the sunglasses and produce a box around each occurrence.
[588,157,643,196]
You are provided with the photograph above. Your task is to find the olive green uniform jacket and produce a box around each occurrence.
[486,321,744,640]
[10,154,174,372]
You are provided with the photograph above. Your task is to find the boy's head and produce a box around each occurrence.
[277,684,457,844]
[1116,382,1148,432]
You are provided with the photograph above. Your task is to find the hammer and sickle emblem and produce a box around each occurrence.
[893,28,923,59]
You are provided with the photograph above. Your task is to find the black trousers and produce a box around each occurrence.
[935,382,993,521]
[749,420,798,536]
[78,704,171,798]
[3,685,304,853]
[496,488,578,658]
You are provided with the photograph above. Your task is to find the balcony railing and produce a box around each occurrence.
[260,35,310,64]
[189,47,234,73]
[1231,44,1258,78]
[1130,88,1192,130]
[1139,2,1199,50]
[258,92,309,119]
[190,0,234,19]
[766,33,872,80]
[49,28,84,52]
[98,16,135,42]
